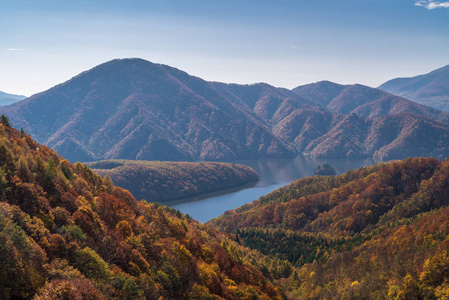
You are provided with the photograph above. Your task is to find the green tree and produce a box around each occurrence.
[0,115,11,128]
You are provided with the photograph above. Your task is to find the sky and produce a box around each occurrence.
[1,0,449,96]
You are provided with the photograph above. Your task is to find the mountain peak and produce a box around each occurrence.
[0,59,296,162]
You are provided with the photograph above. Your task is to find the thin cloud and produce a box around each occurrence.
[415,0,449,9]
[8,48,26,51]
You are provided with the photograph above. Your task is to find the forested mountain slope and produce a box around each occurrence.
[293,81,449,122]
[211,82,449,160]
[211,157,449,298]
[0,120,285,299]
[89,160,258,203]
[0,59,295,162]
[2,58,449,162]
[379,64,449,111]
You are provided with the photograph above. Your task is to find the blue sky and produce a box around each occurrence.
[1,0,449,96]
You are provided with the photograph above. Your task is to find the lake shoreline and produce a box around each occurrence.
[169,156,375,223]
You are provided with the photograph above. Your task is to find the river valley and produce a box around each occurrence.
[169,156,375,223]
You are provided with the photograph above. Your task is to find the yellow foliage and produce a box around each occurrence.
[117,220,133,238]
[351,280,359,287]
[435,282,449,300]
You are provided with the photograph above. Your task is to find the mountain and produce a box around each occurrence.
[2,58,449,162]
[88,160,258,203]
[0,58,295,162]
[210,82,319,125]
[0,118,285,299]
[0,91,26,106]
[304,112,449,160]
[379,64,449,111]
[211,82,449,160]
[292,81,449,122]
[210,157,449,298]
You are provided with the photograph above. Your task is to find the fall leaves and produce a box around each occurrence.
[0,123,282,299]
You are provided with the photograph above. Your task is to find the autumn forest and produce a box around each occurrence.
[1,59,449,299]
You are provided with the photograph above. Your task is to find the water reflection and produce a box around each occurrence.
[169,156,374,223]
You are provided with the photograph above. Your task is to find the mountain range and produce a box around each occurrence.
[1,58,449,162]
[0,91,26,106]
[379,64,449,111]
[293,81,449,122]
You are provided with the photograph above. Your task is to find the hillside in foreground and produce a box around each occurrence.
[211,157,449,298]
[0,120,284,299]
[88,160,258,203]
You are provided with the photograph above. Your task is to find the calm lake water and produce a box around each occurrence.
[169,156,374,223]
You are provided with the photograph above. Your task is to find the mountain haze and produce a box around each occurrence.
[0,91,26,106]
[379,64,449,111]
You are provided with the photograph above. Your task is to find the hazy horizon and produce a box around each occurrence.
[2,0,449,96]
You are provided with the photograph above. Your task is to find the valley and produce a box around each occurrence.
[0,121,286,299]
[2,1,449,299]
[0,59,448,297]
[170,156,372,222]
[2,118,449,298]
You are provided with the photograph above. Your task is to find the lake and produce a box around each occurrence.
[169,156,374,223]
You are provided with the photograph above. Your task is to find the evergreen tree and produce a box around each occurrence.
[0,114,11,128]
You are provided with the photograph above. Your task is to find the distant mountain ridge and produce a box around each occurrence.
[2,58,449,162]
[379,64,449,111]
[0,59,296,162]
[0,90,26,106]
[292,81,449,122]
[215,81,449,160]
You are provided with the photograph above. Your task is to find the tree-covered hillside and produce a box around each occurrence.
[89,160,258,203]
[211,157,449,298]
[0,119,284,299]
